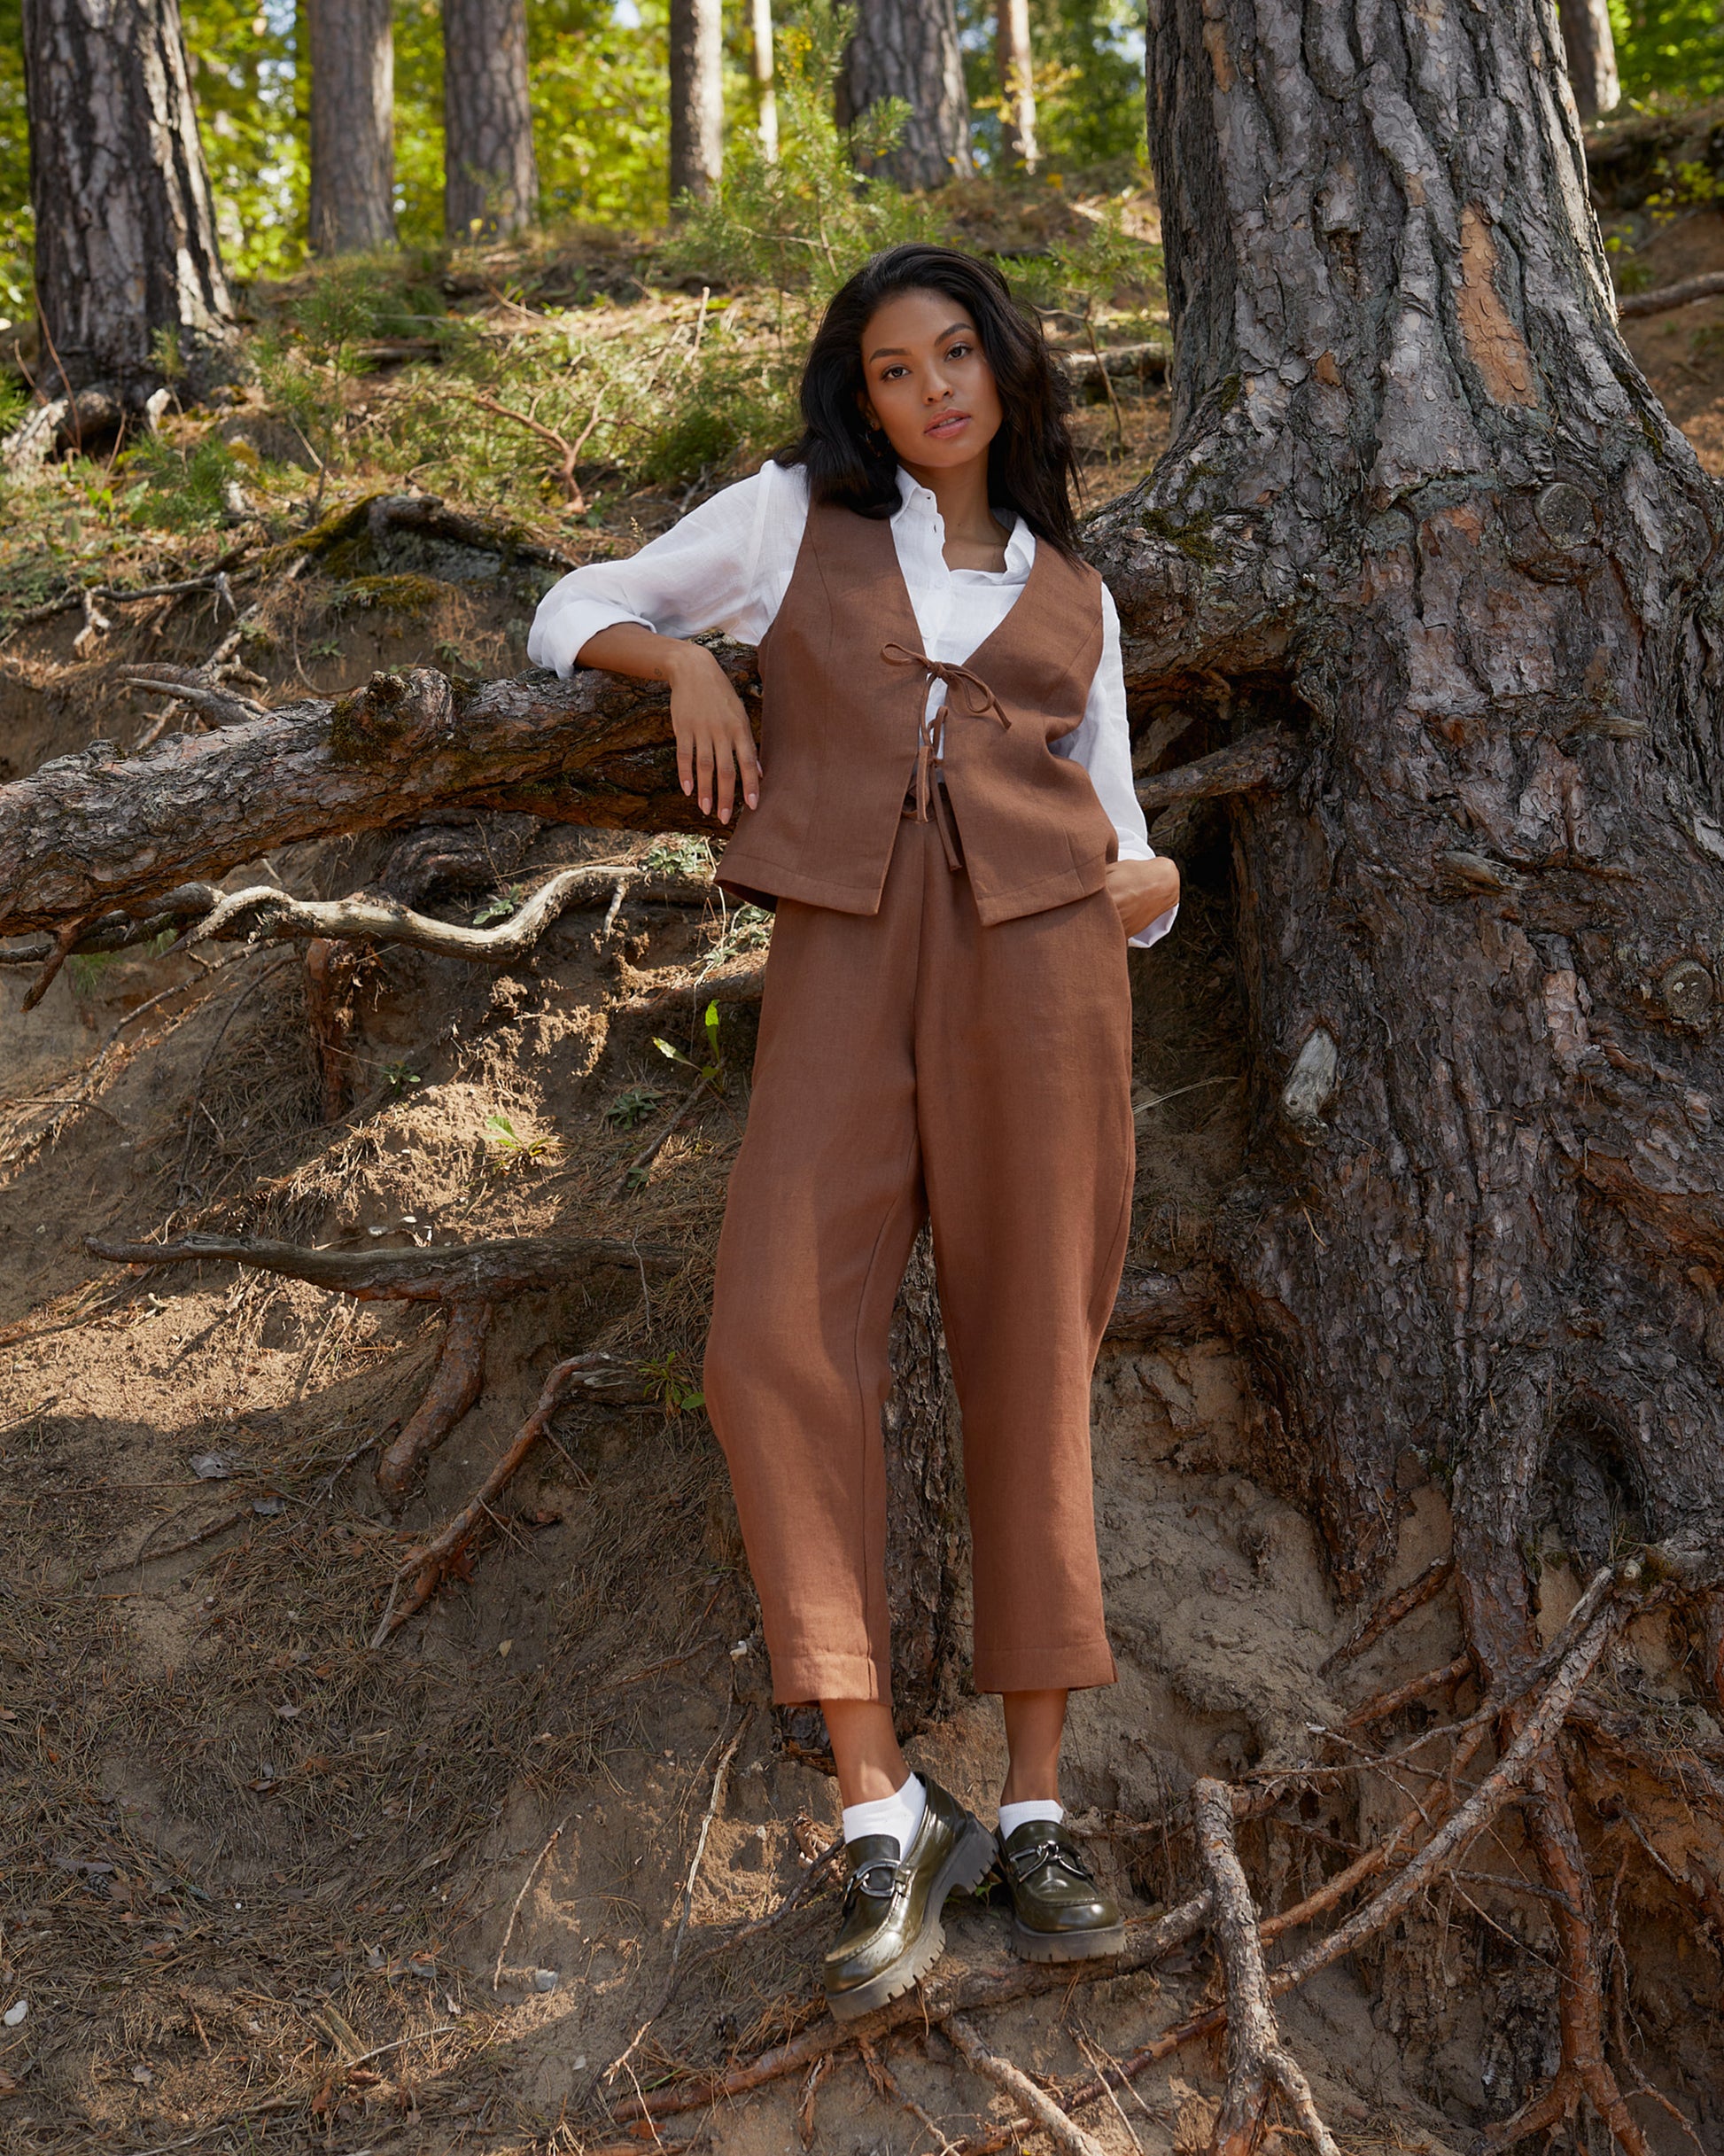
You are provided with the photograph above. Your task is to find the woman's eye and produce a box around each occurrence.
[946,343,972,359]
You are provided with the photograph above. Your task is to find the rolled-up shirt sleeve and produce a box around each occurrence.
[527,463,783,675]
[1054,584,1178,950]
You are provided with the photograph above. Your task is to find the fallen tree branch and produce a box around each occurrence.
[1192,1779,1342,2156]
[0,660,745,936]
[1104,1265,1222,1343]
[1618,269,1724,320]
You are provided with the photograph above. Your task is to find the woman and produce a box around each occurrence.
[529,244,1179,2020]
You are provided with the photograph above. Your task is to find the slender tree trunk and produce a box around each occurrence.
[306,0,395,254]
[1558,0,1620,122]
[998,0,1037,172]
[843,0,973,191]
[20,0,234,406]
[750,0,779,165]
[442,0,538,240]
[669,0,724,208]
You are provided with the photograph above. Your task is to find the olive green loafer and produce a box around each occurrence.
[997,1817,1125,1963]
[822,1778,995,2021]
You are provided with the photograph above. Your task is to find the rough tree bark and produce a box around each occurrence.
[307,0,396,254]
[843,0,973,190]
[1109,0,1724,1679]
[1557,0,1619,123]
[998,0,1037,171]
[442,0,539,239]
[20,0,235,405]
[669,0,725,207]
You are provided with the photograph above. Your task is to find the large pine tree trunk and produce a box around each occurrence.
[843,0,973,191]
[20,0,234,405]
[669,0,725,208]
[1110,0,1724,1692]
[441,0,538,239]
[307,0,395,254]
[1558,0,1620,122]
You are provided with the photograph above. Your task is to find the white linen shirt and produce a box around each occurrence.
[529,460,1176,947]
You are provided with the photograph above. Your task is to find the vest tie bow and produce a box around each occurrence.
[880,642,1011,871]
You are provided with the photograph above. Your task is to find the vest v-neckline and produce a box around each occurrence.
[875,504,1051,677]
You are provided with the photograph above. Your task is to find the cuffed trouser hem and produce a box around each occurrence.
[772,1651,890,1708]
[971,1641,1118,1694]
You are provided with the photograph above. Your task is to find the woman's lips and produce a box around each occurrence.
[924,410,970,438]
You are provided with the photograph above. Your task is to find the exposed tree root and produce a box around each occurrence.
[1321,1555,1455,1674]
[1191,1778,1341,2156]
[375,1300,493,1507]
[370,1350,636,1643]
[946,2015,1107,2156]
[1342,1651,1472,1732]
[181,863,718,966]
[303,935,363,1121]
[88,1232,682,1515]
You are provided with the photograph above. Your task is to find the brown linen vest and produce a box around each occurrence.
[716,498,1117,928]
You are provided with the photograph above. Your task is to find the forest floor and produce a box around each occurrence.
[3,182,1724,2156]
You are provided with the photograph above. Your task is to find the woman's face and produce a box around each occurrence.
[858,287,1003,474]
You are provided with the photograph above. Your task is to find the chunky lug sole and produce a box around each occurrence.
[1010,1913,1128,1964]
[825,1815,997,2022]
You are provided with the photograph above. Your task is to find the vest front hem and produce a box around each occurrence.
[717,860,888,917]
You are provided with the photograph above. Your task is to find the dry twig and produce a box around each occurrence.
[947,2014,1108,2156]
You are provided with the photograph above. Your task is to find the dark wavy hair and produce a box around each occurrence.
[774,244,1082,553]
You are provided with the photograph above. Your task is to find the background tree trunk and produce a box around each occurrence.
[1558,0,1620,122]
[20,0,234,406]
[998,0,1037,172]
[306,0,395,255]
[843,0,973,191]
[441,0,538,240]
[669,0,724,208]
[750,0,778,165]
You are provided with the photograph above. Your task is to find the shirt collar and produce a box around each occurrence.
[891,466,1035,572]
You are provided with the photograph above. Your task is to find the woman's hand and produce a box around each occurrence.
[667,643,762,823]
[575,624,761,824]
[1105,855,1181,938]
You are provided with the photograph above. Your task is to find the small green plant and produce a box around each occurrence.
[639,1349,704,1415]
[642,835,716,879]
[653,999,726,1092]
[604,1083,665,1129]
[484,1110,558,1164]
[384,1059,422,1094]
[472,885,524,927]
[713,901,773,958]
[121,432,243,533]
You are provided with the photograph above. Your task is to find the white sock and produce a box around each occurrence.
[998,1798,1064,1840]
[842,1773,927,1853]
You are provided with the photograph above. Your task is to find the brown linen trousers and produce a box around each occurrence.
[702,502,1134,1706]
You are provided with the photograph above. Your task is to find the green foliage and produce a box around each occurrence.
[484,1110,559,1164]
[1007,199,1163,331]
[642,835,715,878]
[121,432,243,533]
[664,5,938,313]
[0,0,27,315]
[182,0,307,281]
[959,0,1147,177]
[1610,0,1724,104]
